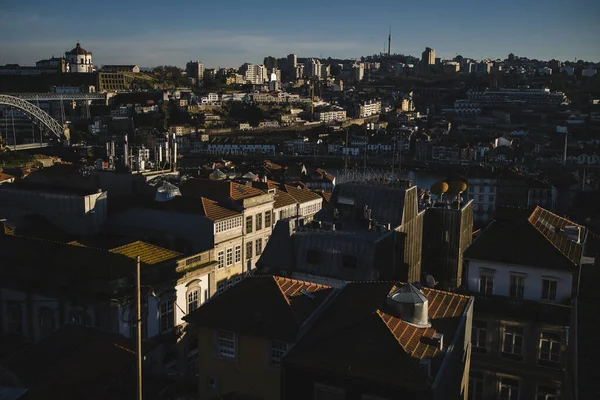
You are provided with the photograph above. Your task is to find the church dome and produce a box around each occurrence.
[67,42,92,56]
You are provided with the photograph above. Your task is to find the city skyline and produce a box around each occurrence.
[1,0,599,68]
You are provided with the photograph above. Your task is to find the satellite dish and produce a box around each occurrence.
[426,275,437,288]
[430,181,449,196]
[446,180,468,196]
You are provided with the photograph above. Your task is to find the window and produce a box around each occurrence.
[256,213,262,230]
[7,302,23,335]
[188,290,199,313]
[217,251,224,269]
[217,281,226,295]
[536,385,558,400]
[38,307,55,338]
[539,332,561,366]
[509,275,525,299]
[256,238,263,255]
[478,195,484,201]
[499,378,520,400]
[217,330,236,358]
[307,249,321,264]
[187,340,199,377]
[502,326,524,361]
[246,241,253,259]
[479,272,494,295]
[314,384,345,400]
[215,216,242,233]
[342,254,358,269]
[235,245,241,263]
[246,216,253,233]
[265,210,272,227]
[542,279,557,301]
[270,340,288,366]
[471,320,487,354]
[489,195,495,202]
[206,376,217,388]
[226,248,233,266]
[159,300,174,333]
[468,371,484,400]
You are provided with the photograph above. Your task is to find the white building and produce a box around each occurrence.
[314,109,347,122]
[65,42,93,73]
[356,100,381,118]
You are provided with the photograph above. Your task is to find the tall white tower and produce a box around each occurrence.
[65,42,93,73]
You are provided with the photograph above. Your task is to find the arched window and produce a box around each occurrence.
[38,307,56,338]
[186,280,201,314]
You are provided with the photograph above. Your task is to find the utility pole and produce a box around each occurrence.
[136,255,143,400]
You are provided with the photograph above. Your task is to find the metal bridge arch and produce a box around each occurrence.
[0,94,65,140]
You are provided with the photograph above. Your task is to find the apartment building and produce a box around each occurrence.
[354,100,382,118]
[314,108,347,122]
[464,207,587,400]
[184,275,335,400]
[179,179,275,273]
[239,63,266,85]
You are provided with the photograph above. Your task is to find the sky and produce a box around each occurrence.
[0,0,599,69]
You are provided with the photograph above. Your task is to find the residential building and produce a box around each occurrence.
[354,100,382,118]
[258,181,424,286]
[283,281,474,400]
[101,65,140,73]
[239,63,266,85]
[314,108,347,122]
[464,167,499,225]
[1,323,166,400]
[0,182,107,235]
[186,61,204,82]
[183,275,335,400]
[464,207,587,400]
[179,179,275,273]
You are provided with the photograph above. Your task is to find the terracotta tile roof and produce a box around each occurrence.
[273,190,297,209]
[184,275,333,341]
[377,285,469,360]
[0,170,15,183]
[200,197,242,221]
[284,282,471,387]
[312,190,332,204]
[180,179,265,201]
[110,240,181,265]
[283,184,322,204]
[465,206,586,270]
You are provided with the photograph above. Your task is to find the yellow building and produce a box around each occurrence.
[184,275,334,400]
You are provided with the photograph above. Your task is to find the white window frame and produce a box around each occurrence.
[226,248,233,267]
[217,330,236,359]
[187,289,199,313]
[468,373,485,400]
[499,378,520,400]
[270,340,288,366]
[539,332,561,364]
[536,385,558,400]
[541,278,557,301]
[509,274,525,299]
[502,327,524,358]
[472,320,487,352]
[479,272,494,295]
[235,245,241,263]
[217,251,224,269]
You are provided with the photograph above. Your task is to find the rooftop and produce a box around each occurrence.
[109,240,182,265]
[184,275,334,341]
[465,206,586,270]
[284,282,471,387]
[180,179,266,201]
[2,324,155,400]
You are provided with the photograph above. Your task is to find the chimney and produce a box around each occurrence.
[123,134,129,167]
[432,332,444,350]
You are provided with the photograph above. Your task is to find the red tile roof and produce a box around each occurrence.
[184,275,333,341]
[273,190,297,209]
[180,179,265,201]
[284,282,472,386]
[282,184,321,204]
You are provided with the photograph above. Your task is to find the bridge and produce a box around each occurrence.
[6,93,108,102]
[0,94,67,141]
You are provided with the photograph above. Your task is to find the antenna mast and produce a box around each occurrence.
[388,26,391,57]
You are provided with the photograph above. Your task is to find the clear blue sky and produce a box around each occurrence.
[1,0,598,68]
